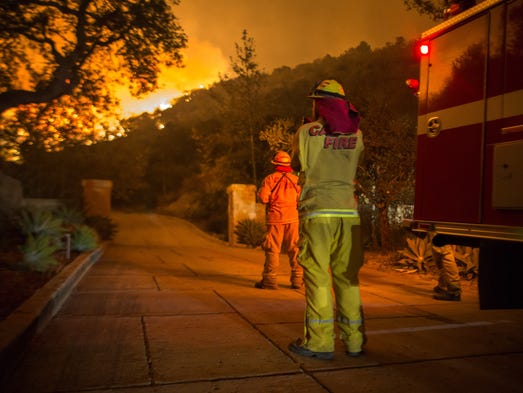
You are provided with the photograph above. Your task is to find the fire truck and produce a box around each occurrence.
[406,0,523,309]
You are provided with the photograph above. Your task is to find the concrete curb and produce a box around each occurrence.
[0,244,106,371]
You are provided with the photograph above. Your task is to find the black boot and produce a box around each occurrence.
[433,290,461,301]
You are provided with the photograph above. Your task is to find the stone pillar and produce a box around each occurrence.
[226,184,256,246]
[82,179,113,217]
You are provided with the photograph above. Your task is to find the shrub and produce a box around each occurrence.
[19,234,59,272]
[71,225,99,252]
[234,219,266,248]
[395,234,434,273]
[54,206,85,231]
[84,215,118,240]
[395,235,479,280]
[17,207,64,240]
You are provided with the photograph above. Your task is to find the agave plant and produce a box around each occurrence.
[396,234,433,273]
[70,224,99,252]
[19,234,59,272]
[53,206,85,232]
[234,219,266,248]
[17,207,64,240]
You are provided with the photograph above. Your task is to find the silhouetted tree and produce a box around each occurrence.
[227,29,263,185]
[0,0,186,160]
[0,0,187,113]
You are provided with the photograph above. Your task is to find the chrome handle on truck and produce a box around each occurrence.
[427,117,442,137]
[501,124,523,134]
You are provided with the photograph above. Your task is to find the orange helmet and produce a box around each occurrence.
[271,151,291,166]
[308,79,346,99]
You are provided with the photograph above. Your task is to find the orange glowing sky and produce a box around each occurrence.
[119,0,434,117]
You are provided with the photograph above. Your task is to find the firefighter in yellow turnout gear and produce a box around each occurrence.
[255,151,303,289]
[289,79,365,360]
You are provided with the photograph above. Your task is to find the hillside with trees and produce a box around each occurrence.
[2,31,420,249]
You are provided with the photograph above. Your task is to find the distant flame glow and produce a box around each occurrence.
[118,41,229,117]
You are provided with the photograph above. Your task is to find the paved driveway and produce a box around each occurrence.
[3,212,523,392]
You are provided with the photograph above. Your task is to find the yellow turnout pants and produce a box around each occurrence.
[298,216,364,353]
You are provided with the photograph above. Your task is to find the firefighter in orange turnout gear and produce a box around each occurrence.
[255,151,303,289]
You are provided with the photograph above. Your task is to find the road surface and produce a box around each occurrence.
[3,212,523,392]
